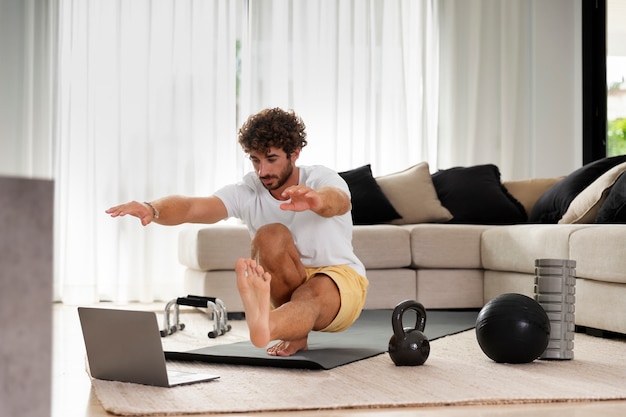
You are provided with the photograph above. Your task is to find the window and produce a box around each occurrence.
[607,0,626,156]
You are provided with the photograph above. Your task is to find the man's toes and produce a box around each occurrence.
[235,258,248,274]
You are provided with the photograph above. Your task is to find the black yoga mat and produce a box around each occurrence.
[165,309,478,370]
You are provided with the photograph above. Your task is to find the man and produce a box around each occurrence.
[106,108,368,357]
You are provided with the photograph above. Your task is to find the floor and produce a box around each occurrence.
[52,303,626,417]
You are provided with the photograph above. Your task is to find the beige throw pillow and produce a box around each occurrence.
[559,161,626,224]
[503,177,564,216]
[376,162,453,225]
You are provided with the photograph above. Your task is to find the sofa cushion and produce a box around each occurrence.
[417,269,484,309]
[375,162,453,225]
[481,224,595,274]
[363,269,417,309]
[184,269,245,312]
[559,161,626,224]
[181,223,412,271]
[431,164,527,225]
[408,224,492,269]
[569,225,626,284]
[503,177,563,216]
[529,155,626,223]
[483,270,537,302]
[595,170,626,223]
[575,279,626,334]
[338,164,402,225]
[352,225,411,269]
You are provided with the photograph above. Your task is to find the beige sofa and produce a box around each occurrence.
[179,222,626,335]
[178,159,626,335]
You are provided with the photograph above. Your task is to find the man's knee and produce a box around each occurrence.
[252,223,298,262]
[253,223,293,249]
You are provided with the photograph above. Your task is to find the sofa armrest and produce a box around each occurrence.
[178,224,251,271]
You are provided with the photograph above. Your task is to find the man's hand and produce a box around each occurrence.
[280,185,350,217]
[105,201,154,226]
[279,186,322,213]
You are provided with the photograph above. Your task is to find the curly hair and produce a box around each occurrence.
[238,108,308,157]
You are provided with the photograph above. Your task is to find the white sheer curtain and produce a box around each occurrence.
[0,0,57,178]
[54,0,441,304]
[56,0,239,304]
[437,0,533,179]
[241,0,440,176]
[50,0,548,304]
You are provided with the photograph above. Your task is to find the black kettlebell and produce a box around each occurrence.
[388,300,430,366]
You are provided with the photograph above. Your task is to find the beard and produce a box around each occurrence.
[259,161,294,191]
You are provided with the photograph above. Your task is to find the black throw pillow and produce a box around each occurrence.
[595,171,626,223]
[431,164,527,225]
[338,164,402,225]
[528,155,626,223]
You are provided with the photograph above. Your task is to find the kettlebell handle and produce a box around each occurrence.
[392,299,427,337]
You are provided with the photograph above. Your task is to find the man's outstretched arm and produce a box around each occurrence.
[105,195,229,226]
[279,185,350,217]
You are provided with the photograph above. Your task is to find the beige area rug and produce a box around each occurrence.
[91,312,626,416]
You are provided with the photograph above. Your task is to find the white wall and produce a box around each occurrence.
[0,177,53,417]
[529,0,582,178]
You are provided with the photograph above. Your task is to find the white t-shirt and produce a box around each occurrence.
[214,165,365,276]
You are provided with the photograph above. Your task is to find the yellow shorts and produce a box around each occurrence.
[304,265,369,333]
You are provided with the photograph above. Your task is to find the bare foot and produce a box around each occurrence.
[266,338,309,357]
[235,258,272,348]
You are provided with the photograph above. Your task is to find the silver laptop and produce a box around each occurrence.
[78,307,219,387]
